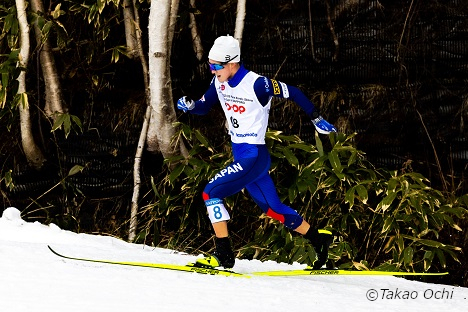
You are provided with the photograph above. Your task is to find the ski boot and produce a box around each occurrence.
[195,237,235,269]
[305,228,333,269]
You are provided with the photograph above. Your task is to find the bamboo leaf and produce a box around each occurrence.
[423,251,433,271]
[335,172,346,180]
[288,186,297,203]
[4,12,15,33]
[290,246,305,263]
[382,216,394,233]
[296,180,308,193]
[68,165,84,176]
[63,114,71,138]
[387,178,399,192]
[396,235,404,253]
[353,261,370,271]
[42,21,53,38]
[283,147,299,167]
[51,113,67,131]
[97,0,105,14]
[19,93,28,109]
[315,131,324,156]
[289,143,314,153]
[384,236,396,253]
[355,185,368,204]
[403,247,414,266]
[111,48,120,63]
[328,150,342,173]
[441,214,463,231]
[52,4,65,19]
[169,164,185,184]
[344,187,355,207]
[194,129,213,152]
[377,191,397,212]
[71,115,83,132]
[417,239,444,248]
[347,150,357,166]
[442,248,461,263]
[1,169,14,191]
[435,249,446,268]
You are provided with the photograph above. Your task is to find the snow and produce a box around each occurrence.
[1,207,467,312]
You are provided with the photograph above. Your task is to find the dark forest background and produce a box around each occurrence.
[1,0,467,286]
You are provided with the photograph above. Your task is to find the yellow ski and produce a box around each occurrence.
[48,246,248,278]
[253,268,449,276]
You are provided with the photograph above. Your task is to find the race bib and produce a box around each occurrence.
[205,198,230,223]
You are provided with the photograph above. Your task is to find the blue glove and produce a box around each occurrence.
[177,96,195,112]
[312,116,337,134]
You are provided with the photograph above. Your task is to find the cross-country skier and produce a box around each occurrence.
[177,35,336,270]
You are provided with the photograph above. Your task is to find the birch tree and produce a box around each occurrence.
[129,0,188,241]
[16,0,45,169]
[146,0,187,159]
[30,0,66,118]
[234,0,246,46]
[128,0,152,242]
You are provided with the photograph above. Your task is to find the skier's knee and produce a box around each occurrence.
[266,208,303,230]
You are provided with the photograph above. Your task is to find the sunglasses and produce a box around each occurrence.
[208,55,239,71]
[208,63,225,71]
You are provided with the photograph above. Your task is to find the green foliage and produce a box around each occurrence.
[68,0,135,45]
[1,169,14,191]
[0,49,20,109]
[51,112,83,138]
[30,4,69,50]
[251,131,466,272]
[1,3,19,49]
[0,46,21,130]
[143,124,467,273]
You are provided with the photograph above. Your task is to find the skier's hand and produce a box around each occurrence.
[312,116,337,134]
[177,96,195,113]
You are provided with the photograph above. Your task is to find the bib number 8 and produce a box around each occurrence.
[213,206,223,220]
[206,201,230,223]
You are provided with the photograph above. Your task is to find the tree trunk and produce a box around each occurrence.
[128,0,152,242]
[129,0,187,241]
[189,0,204,61]
[16,0,46,169]
[129,105,151,242]
[168,0,180,52]
[234,0,246,46]
[146,0,187,159]
[189,0,206,79]
[30,0,66,118]
[325,0,339,61]
[122,0,138,59]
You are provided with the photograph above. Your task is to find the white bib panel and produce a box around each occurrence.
[215,72,271,144]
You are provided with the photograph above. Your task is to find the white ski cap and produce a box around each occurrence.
[208,35,240,63]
